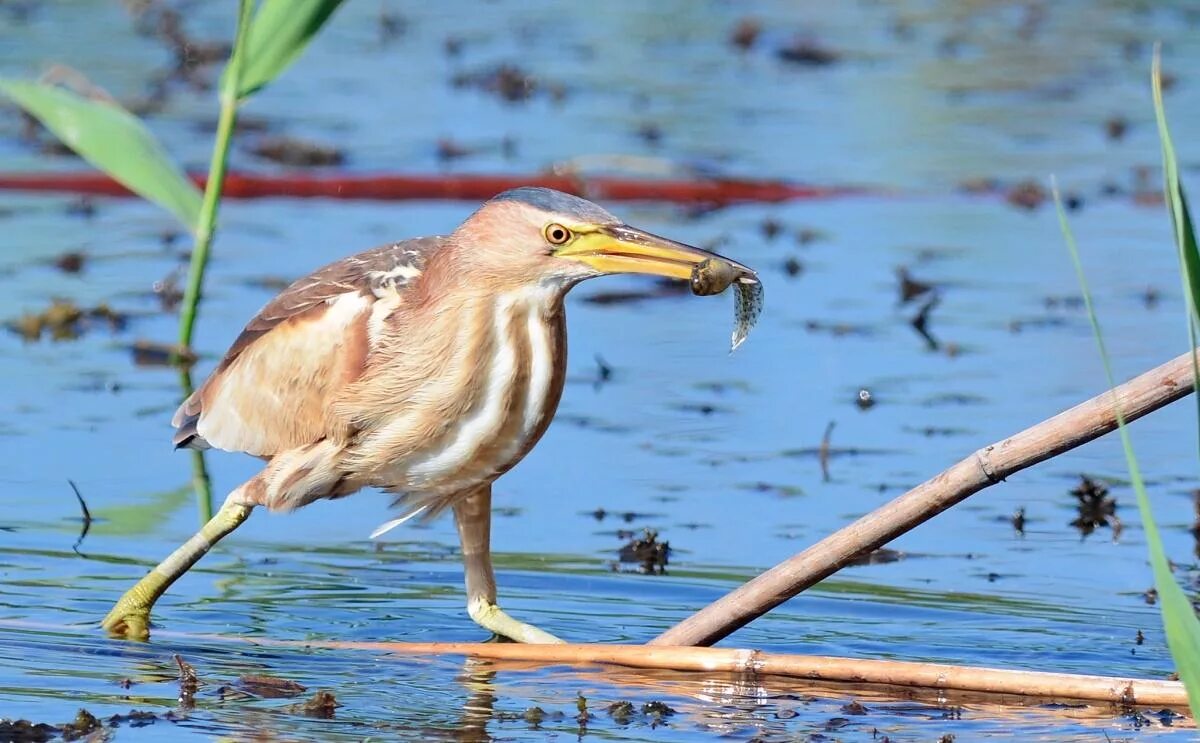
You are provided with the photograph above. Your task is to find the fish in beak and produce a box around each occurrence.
[556,224,763,352]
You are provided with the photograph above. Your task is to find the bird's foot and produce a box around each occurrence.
[101,573,168,641]
[467,597,565,644]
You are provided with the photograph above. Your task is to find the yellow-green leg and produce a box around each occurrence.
[101,499,253,640]
[453,486,564,644]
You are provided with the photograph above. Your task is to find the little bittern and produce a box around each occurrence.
[103,187,756,643]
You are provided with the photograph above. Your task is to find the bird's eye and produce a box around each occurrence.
[544,223,572,246]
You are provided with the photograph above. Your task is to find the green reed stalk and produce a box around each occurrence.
[178,0,253,351]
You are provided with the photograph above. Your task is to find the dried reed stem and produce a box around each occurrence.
[652,349,1198,646]
[212,636,1190,709]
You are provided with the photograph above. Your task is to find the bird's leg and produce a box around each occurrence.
[453,485,564,644]
[101,491,254,640]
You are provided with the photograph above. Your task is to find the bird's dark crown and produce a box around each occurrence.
[490,187,619,224]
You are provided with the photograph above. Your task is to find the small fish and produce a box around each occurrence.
[732,278,763,351]
[690,258,763,352]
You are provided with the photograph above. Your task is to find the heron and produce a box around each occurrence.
[102,187,757,644]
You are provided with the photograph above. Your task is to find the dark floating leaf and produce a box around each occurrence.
[844,547,905,567]
[841,701,869,715]
[68,480,91,555]
[730,18,761,51]
[284,690,340,719]
[7,299,126,342]
[1006,179,1046,210]
[777,37,841,66]
[0,718,56,742]
[896,266,933,304]
[237,674,308,698]
[1068,475,1121,537]
[1011,507,1026,536]
[617,528,670,575]
[52,251,86,274]
[452,64,564,104]
[128,339,197,368]
[174,655,198,709]
[60,709,100,741]
[249,135,344,167]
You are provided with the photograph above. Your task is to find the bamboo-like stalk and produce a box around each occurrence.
[168,634,1190,709]
[651,348,1200,647]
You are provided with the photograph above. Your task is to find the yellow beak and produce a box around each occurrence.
[555,224,755,283]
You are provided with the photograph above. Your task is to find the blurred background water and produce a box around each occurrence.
[2,0,1200,739]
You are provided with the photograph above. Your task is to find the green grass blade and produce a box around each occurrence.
[235,0,346,98]
[0,80,201,230]
[1153,46,1200,463]
[1153,48,1200,329]
[1053,184,1200,718]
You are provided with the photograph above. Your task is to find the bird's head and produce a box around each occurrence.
[453,187,754,290]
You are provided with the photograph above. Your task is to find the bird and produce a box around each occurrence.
[102,187,755,644]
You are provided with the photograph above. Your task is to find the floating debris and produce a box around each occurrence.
[818,420,835,481]
[635,122,663,146]
[0,718,57,741]
[1006,179,1046,210]
[68,480,91,555]
[1069,475,1120,537]
[910,293,941,351]
[607,701,635,724]
[435,137,474,162]
[249,136,345,167]
[896,266,933,303]
[856,389,874,410]
[642,700,676,724]
[1105,116,1129,141]
[174,655,198,709]
[237,674,307,698]
[617,528,670,574]
[452,64,563,104]
[841,701,869,715]
[782,256,803,277]
[60,709,100,741]
[128,339,197,368]
[285,690,340,719]
[1011,507,1026,536]
[52,251,86,274]
[153,270,184,311]
[8,299,127,342]
[777,36,841,66]
[845,547,905,566]
[730,18,762,51]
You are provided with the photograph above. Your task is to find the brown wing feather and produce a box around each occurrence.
[173,237,442,455]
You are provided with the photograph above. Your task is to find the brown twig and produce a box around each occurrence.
[651,348,1198,647]
[156,633,1190,709]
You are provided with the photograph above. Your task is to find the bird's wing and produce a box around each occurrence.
[172,237,442,456]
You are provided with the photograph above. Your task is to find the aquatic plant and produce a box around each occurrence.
[0,1,345,519]
[1051,49,1200,715]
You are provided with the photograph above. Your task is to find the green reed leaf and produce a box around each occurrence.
[1054,183,1200,719]
[235,0,347,98]
[0,80,201,230]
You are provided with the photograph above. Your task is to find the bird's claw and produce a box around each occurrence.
[101,601,151,641]
[467,597,565,644]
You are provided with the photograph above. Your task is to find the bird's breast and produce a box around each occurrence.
[361,283,566,494]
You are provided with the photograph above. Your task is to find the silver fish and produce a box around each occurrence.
[731,277,763,352]
[690,258,763,352]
